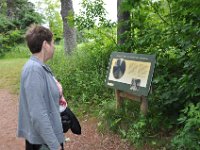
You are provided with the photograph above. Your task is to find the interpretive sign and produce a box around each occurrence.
[106,52,156,96]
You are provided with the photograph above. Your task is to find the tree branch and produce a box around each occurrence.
[149,1,170,25]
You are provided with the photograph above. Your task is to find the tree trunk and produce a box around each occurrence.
[60,0,76,55]
[117,0,131,52]
[6,0,14,19]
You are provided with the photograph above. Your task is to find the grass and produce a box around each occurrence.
[0,58,27,93]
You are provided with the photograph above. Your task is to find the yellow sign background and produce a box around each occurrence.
[108,58,151,87]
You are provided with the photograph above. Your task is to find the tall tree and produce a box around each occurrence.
[6,0,14,19]
[60,0,76,54]
[117,0,131,52]
[4,0,43,29]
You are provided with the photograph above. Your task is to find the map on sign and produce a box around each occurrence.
[106,52,156,96]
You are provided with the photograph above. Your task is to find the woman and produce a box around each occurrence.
[17,24,64,150]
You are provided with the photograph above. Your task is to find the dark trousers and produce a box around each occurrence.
[25,140,42,150]
[25,140,64,150]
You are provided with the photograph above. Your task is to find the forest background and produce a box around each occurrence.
[0,0,199,149]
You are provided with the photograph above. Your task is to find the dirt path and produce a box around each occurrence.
[0,89,134,150]
[0,89,24,150]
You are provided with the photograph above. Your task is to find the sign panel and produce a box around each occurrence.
[106,52,156,96]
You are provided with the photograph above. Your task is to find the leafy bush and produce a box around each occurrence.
[8,29,24,43]
[0,29,24,57]
[126,116,147,146]
[0,14,15,33]
[49,31,115,108]
[171,102,200,150]
[2,43,30,59]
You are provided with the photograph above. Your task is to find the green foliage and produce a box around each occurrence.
[171,102,200,150]
[126,116,147,146]
[0,0,43,56]
[0,1,7,15]
[75,0,114,30]
[49,29,115,107]
[7,29,23,43]
[1,43,31,59]
[0,14,15,32]
[18,10,43,29]
[7,0,43,29]
[50,12,63,42]
[99,102,123,132]
[0,29,24,56]
[122,0,200,148]
[98,99,164,148]
[43,0,63,42]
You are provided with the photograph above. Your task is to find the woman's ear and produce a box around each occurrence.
[42,40,48,50]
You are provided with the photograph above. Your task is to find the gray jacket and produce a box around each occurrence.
[17,56,64,150]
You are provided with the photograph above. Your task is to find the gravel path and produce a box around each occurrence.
[0,89,134,150]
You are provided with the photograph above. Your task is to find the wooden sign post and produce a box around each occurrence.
[106,52,156,115]
[115,89,148,115]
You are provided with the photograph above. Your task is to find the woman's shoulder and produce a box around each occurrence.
[22,59,45,75]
